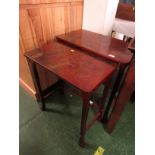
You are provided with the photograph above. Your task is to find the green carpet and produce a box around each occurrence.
[19,85,135,155]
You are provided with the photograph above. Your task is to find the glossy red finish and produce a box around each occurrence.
[57,29,133,64]
[25,41,115,93]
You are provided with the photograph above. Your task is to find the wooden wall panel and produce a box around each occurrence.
[40,8,54,42]
[19,0,83,5]
[19,0,83,97]
[19,10,36,51]
[28,9,45,47]
[52,6,68,36]
[70,2,83,31]
[19,30,35,92]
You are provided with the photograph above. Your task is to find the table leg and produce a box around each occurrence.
[79,93,90,147]
[98,80,111,120]
[59,80,65,95]
[102,65,126,123]
[106,60,134,133]
[27,59,45,111]
[106,87,133,133]
[130,91,135,103]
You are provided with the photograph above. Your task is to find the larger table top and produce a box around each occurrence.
[25,41,115,93]
[57,29,133,64]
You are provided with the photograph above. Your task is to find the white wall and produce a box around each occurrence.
[82,0,119,35]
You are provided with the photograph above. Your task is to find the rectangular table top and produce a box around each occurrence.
[25,41,115,93]
[57,29,133,64]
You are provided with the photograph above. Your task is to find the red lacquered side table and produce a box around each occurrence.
[25,41,116,147]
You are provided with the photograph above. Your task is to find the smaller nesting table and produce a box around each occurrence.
[25,41,115,147]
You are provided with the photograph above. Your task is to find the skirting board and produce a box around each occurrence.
[19,78,36,99]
